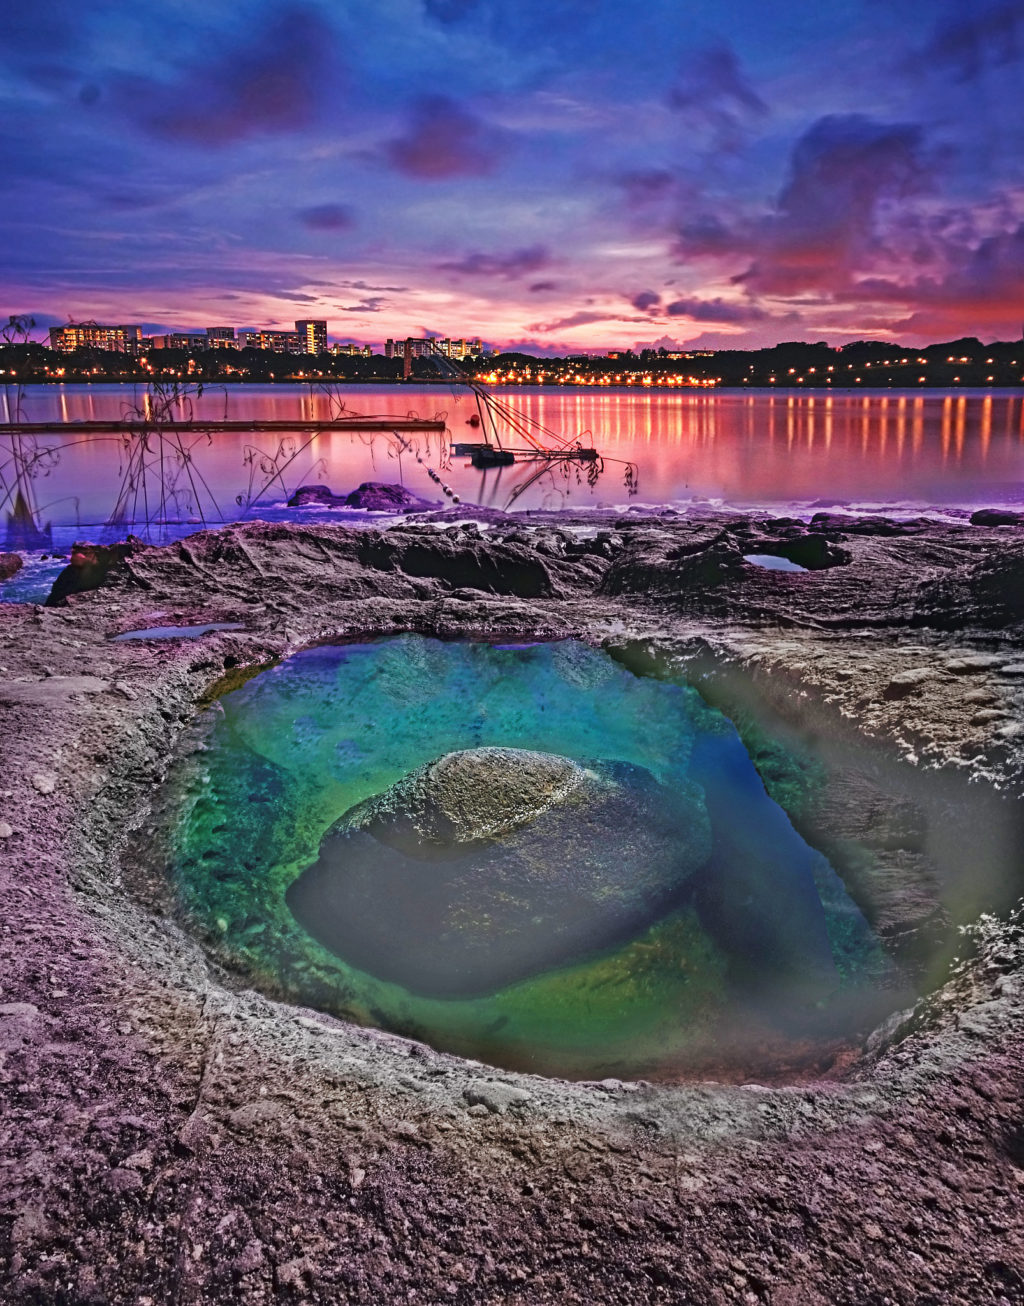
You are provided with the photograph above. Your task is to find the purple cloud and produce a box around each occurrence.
[665,296,771,324]
[669,42,767,145]
[843,220,1024,338]
[385,96,499,179]
[133,6,338,146]
[616,169,676,209]
[528,310,614,333]
[438,245,551,279]
[298,204,355,231]
[910,2,1024,81]
[677,115,933,299]
[630,290,662,311]
[337,280,409,293]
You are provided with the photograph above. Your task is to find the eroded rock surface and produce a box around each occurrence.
[2,511,1023,1304]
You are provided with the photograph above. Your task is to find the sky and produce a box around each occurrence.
[2,0,1023,353]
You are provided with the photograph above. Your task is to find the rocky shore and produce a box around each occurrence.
[2,508,1023,1303]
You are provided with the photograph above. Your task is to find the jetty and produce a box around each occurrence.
[0,417,447,435]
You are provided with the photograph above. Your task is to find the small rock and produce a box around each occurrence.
[945,655,1004,674]
[31,773,56,794]
[958,1000,1006,1038]
[178,1111,212,1152]
[882,668,933,699]
[112,680,138,700]
[232,1240,266,1275]
[0,1002,39,1018]
[276,1257,314,1290]
[463,1081,533,1115]
[105,1167,143,1195]
[0,822,12,838]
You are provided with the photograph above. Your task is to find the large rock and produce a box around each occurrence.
[286,746,711,997]
[45,541,134,606]
[969,508,1024,527]
[287,482,437,512]
[0,552,22,583]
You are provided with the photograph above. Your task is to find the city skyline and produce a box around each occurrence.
[2,2,1023,354]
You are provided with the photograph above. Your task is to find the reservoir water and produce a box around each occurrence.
[4,384,1024,534]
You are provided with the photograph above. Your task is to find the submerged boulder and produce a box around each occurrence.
[286,746,711,997]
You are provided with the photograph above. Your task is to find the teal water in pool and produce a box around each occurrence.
[170,636,897,1080]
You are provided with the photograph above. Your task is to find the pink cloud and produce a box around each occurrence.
[385,96,500,179]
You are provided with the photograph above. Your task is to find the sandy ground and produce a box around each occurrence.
[1,510,1023,1304]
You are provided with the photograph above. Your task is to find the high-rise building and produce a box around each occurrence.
[238,330,303,353]
[384,335,482,361]
[295,319,328,354]
[331,343,373,357]
[49,322,143,353]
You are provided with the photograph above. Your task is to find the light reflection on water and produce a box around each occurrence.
[4,384,1024,527]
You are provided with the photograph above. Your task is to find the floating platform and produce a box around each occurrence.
[0,418,447,435]
[452,442,517,468]
[452,442,600,469]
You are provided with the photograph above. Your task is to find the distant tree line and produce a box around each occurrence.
[1,336,1022,387]
[484,338,1024,387]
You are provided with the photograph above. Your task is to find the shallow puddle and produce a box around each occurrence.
[114,622,244,641]
[167,636,908,1081]
[743,554,808,572]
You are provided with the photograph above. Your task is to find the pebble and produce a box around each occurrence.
[31,773,56,794]
[0,822,12,838]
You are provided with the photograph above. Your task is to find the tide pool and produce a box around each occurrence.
[168,636,895,1079]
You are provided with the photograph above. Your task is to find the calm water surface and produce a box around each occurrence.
[5,384,1024,530]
